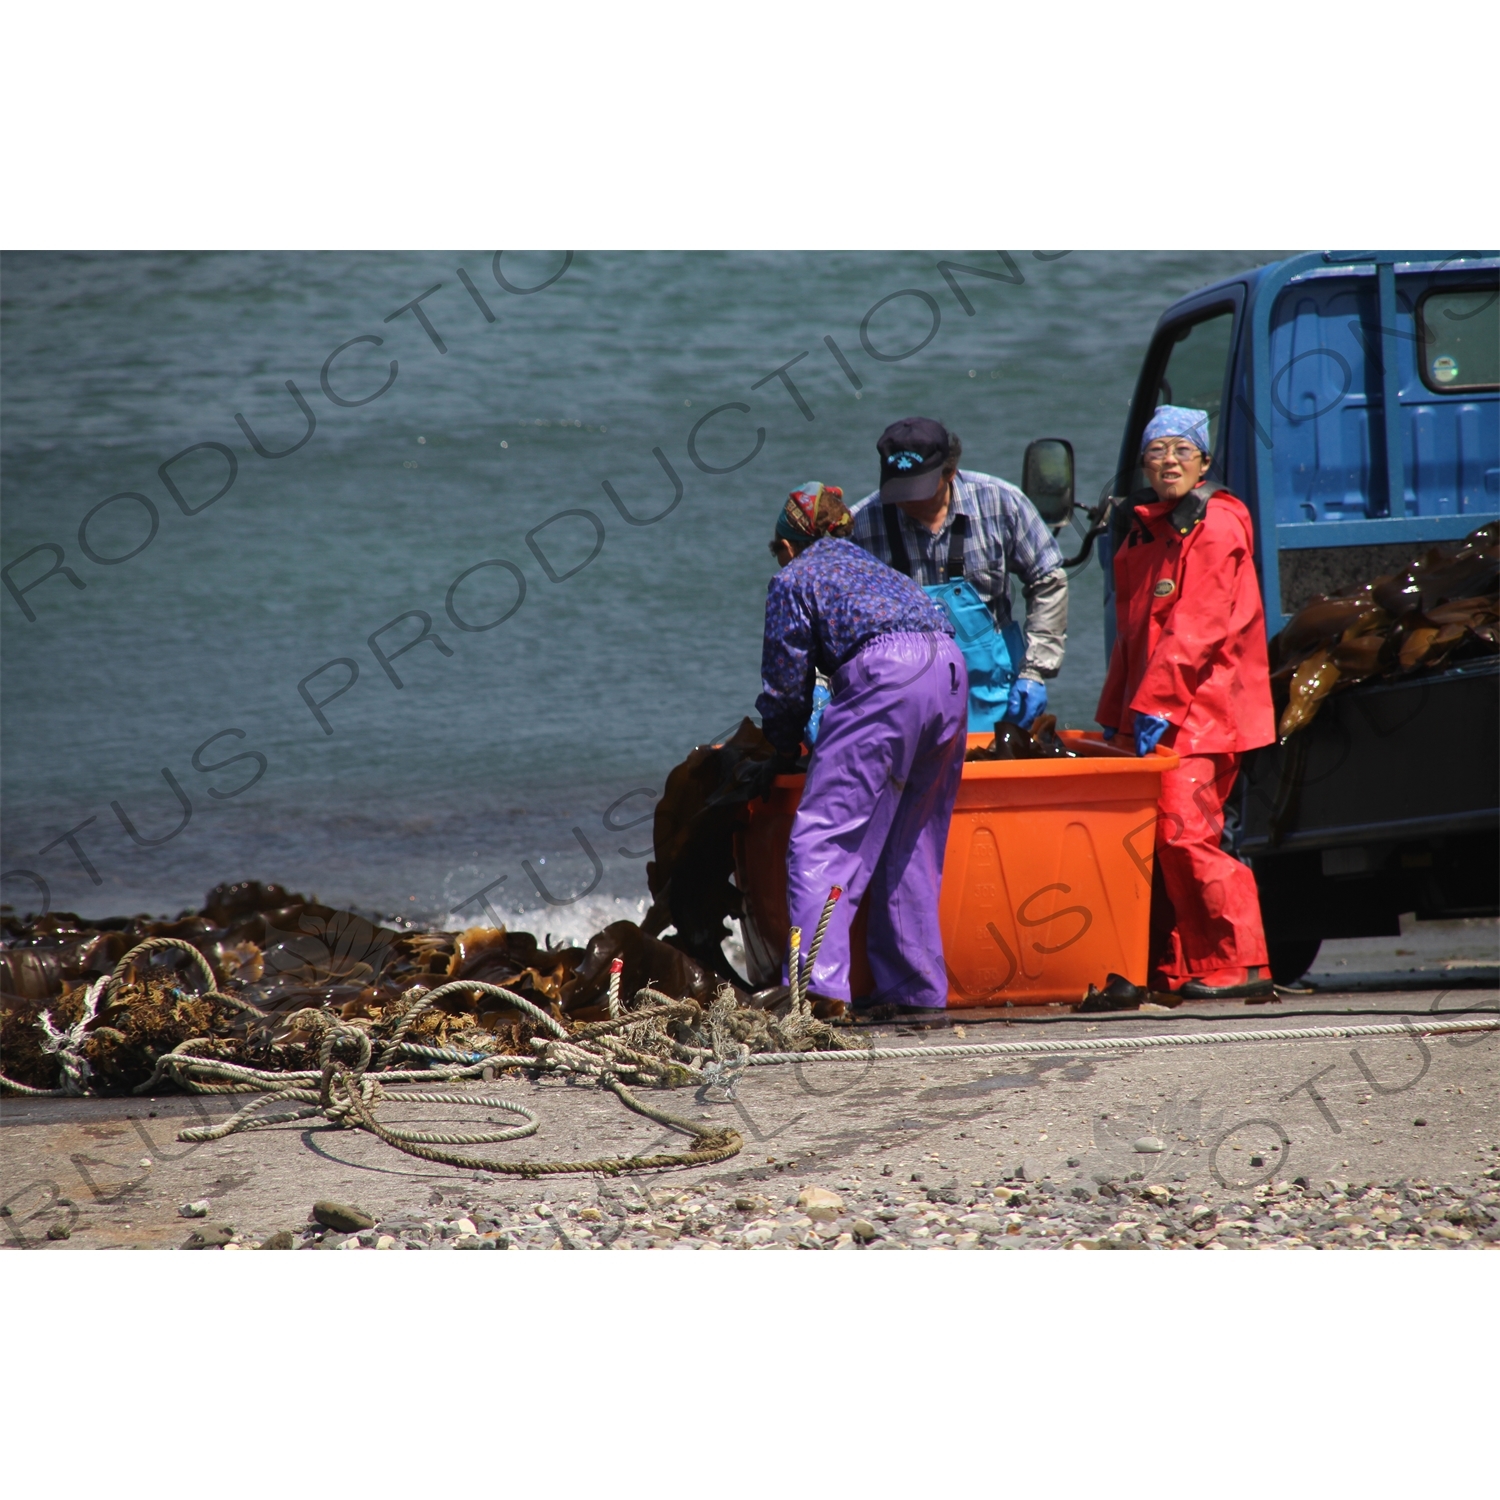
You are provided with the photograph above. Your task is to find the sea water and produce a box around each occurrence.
[1,250,1278,932]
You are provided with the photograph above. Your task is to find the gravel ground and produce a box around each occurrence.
[180,1167,1500,1252]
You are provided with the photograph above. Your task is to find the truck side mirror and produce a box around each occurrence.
[1022,438,1075,530]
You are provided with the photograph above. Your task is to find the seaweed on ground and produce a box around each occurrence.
[1,736,834,1097]
[2,975,229,1092]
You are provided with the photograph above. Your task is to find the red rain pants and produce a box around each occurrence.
[1150,751,1269,986]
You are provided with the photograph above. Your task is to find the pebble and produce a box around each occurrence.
[313,1201,376,1233]
[179,1200,211,1218]
[959,1213,1003,1234]
[1133,1137,1166,1154]
[183,1223,235,1249]
[797,1186,844,1222]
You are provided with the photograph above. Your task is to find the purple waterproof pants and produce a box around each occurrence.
[787,631,967,1008]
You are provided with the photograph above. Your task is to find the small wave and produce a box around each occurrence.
[437,890,748,976]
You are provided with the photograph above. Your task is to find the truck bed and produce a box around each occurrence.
[1240,658,1499,941]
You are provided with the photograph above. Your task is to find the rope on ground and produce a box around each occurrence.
[1,936,263,1097]
[12,934,1492,1176]
[375,977,567,1068]
[0,937,746,1174]
[164,1005,741,1176]
[746,1015,1500,1065]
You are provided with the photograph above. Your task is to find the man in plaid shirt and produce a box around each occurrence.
[849,416,1068,727]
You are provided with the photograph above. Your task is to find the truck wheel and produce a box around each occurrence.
[1267,938,1321,984]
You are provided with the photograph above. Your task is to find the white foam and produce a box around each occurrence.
[437,889,749,977]
[439,890,646,946]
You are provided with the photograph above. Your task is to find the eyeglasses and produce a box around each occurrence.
[1143,442,1206,463]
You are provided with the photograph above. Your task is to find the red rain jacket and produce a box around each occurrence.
[1097,484,1275,754]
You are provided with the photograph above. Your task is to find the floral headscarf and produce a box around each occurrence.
[775,481,852,543]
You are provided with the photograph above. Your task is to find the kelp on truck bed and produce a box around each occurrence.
[1271,522,1498,739]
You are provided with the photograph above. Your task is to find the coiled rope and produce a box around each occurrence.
[1,937,742,1175]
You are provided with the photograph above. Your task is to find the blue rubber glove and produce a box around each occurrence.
[1007,677,1047,729]
[804,679,832,746]
[1134,712,1172,757]
[1100,726,1117,742]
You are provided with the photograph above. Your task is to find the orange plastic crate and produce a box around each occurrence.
[735,731,1179,1006]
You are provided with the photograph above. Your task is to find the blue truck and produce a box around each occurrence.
[1028,251,1499,982]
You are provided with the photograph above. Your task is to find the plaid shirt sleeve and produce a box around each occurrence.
[968,472,1064,592]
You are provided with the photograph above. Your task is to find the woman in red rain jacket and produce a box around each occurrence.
[1097,405,1276,999]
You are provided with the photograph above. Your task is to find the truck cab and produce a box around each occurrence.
[1084,251,1499,980]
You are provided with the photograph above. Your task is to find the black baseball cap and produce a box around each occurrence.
[877,416,954,503]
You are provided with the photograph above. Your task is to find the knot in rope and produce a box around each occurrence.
[700,1050,749,1100]
[314,1023,380,1124]
[700,984,749,1099]
[36,976,107,1096]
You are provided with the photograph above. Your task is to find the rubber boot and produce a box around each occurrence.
[1077,972,1147,1013]
[1177,966,1275,1001]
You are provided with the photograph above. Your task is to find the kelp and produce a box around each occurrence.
[1270,523,1499,739]
[1,870,741,1091]
[965,713,1079,762]
[641,716,779,984]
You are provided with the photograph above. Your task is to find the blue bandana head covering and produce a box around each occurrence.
[1141,405,1211,457]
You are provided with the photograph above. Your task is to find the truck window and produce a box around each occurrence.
[1120,304,1238,502]
[1155,308,1236,450]
[1418,285,1500,393]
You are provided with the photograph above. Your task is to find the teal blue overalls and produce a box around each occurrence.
[883,505,1025,734]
